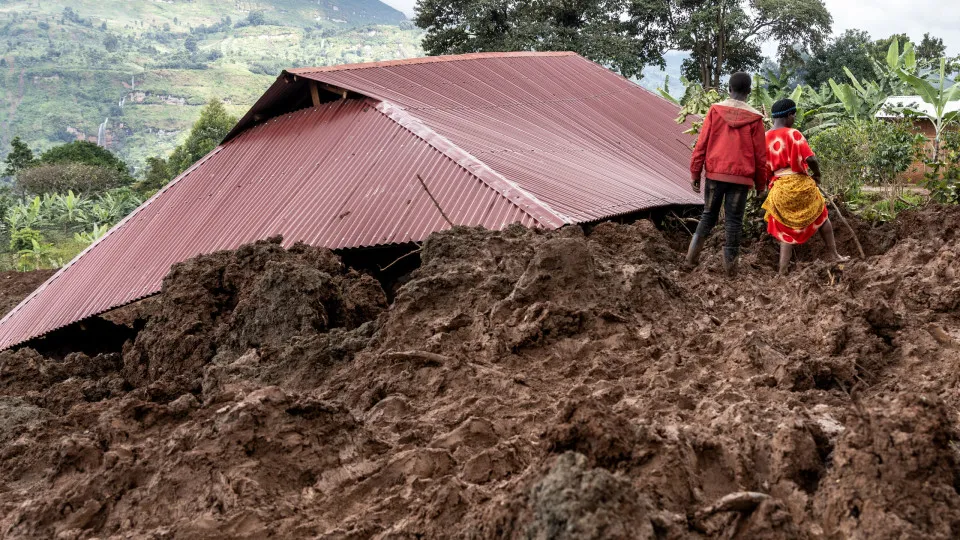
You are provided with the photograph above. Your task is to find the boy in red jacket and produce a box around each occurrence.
[685,72,768,277]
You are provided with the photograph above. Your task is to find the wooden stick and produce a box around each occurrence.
[378,246,422,272]
[416,174,455,227]
[824,193,866,259]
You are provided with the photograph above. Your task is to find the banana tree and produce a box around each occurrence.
[657,75,680,105]
[55,190,90,232]
[74,223,111,245]
[828,68,888,123]
[5,196,43,231]
[896,58,960,162]
[750,74,803,124]
[17,238,58,271]
[872,39,918,95]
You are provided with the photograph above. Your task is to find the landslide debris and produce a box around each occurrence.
[0,206,959,539]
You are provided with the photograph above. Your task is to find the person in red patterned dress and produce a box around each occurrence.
[762,99,848,275]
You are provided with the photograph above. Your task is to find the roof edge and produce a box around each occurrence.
[0,147,225,351]
[374,99,570,229]
[289,51,577,75]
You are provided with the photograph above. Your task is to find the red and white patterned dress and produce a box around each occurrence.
[763,128,828,244]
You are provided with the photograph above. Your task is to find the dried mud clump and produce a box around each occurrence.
[1,205,960,538]
[122,237,387,397]
[815,395,960,538]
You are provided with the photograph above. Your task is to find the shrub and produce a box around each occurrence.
[924,130,960,203]
[38,140,130,176]
[810,120,922,208]
[9,227,43,252]
[16,163,128,196]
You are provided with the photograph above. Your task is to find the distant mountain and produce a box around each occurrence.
[0,1,421,169]
[639,51,688,99]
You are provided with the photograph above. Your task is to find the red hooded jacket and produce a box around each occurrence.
[690,99,767,191]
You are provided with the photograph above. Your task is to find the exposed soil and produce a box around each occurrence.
[0,270,55,317]
[1,206,960,539]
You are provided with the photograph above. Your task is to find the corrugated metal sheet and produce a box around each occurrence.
[291,53,700,222]
[0,100,545,350]
[0,52,700,350]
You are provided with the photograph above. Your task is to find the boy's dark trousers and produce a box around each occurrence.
[692,179,749,263]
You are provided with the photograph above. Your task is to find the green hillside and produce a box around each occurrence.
[0,0,423,170]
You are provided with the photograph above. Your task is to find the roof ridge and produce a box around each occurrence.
[374,100,570,228]
[289,51,577,75]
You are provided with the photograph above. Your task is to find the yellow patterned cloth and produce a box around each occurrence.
[762,173,826,230]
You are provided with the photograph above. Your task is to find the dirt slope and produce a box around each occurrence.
[1,208,959,539]
[0,270,55,316]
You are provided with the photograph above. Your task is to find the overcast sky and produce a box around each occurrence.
[384,0,960,55]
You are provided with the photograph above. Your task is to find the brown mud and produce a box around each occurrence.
[0,270,54,316]
[1,207,959,539]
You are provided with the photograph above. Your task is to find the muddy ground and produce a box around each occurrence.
[0,206,959,539]
[0,270,55,317]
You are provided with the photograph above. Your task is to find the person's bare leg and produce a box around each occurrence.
[818,219,850,263]
[779,242,794,276]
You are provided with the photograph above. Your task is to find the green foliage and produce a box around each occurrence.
[811,120,923,215]
[805,30,880,89]
[9,227,43,252]
[15,163,129,197]
[137,156,172,194]
[803,30,917,92]
[167,99,237,176]
[3,137,36,179]
[38,141,130,176]
[749,72,803,122]
[17,238,59,271]
[666,0,832,89]
[868,33,912,67]
[0,1,418,170]
[74,223,109,245]
[916,33,950,67]
[896,58,960,161]
[672,80,723,139]
[4,196,44,231]
[657,75,680,105]
[924,130,960,203]
[414,0,668,79]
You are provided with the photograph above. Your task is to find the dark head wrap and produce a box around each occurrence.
[772,99,797,119]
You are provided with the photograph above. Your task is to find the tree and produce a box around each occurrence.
[916,33,947,65]
[3,136,36,178]
[659,0,833,89]
[16,163,128,196]
[103,34,120,52]
[168,99,237,176]
[245,10,267,26]
[868,33,911,65]
[897,58,960,162]
[137,156,171,194]
[39,141,130,176]
[803,29,874,88]
[184,36,198,53]
[414,0,670,79]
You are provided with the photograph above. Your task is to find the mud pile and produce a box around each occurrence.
[1,207,959,539]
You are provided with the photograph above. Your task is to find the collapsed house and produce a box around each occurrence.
[0,51,699,349]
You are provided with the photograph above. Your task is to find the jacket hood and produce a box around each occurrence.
[713,99,764,128]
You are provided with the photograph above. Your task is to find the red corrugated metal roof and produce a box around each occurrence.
[0,52,698,350]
